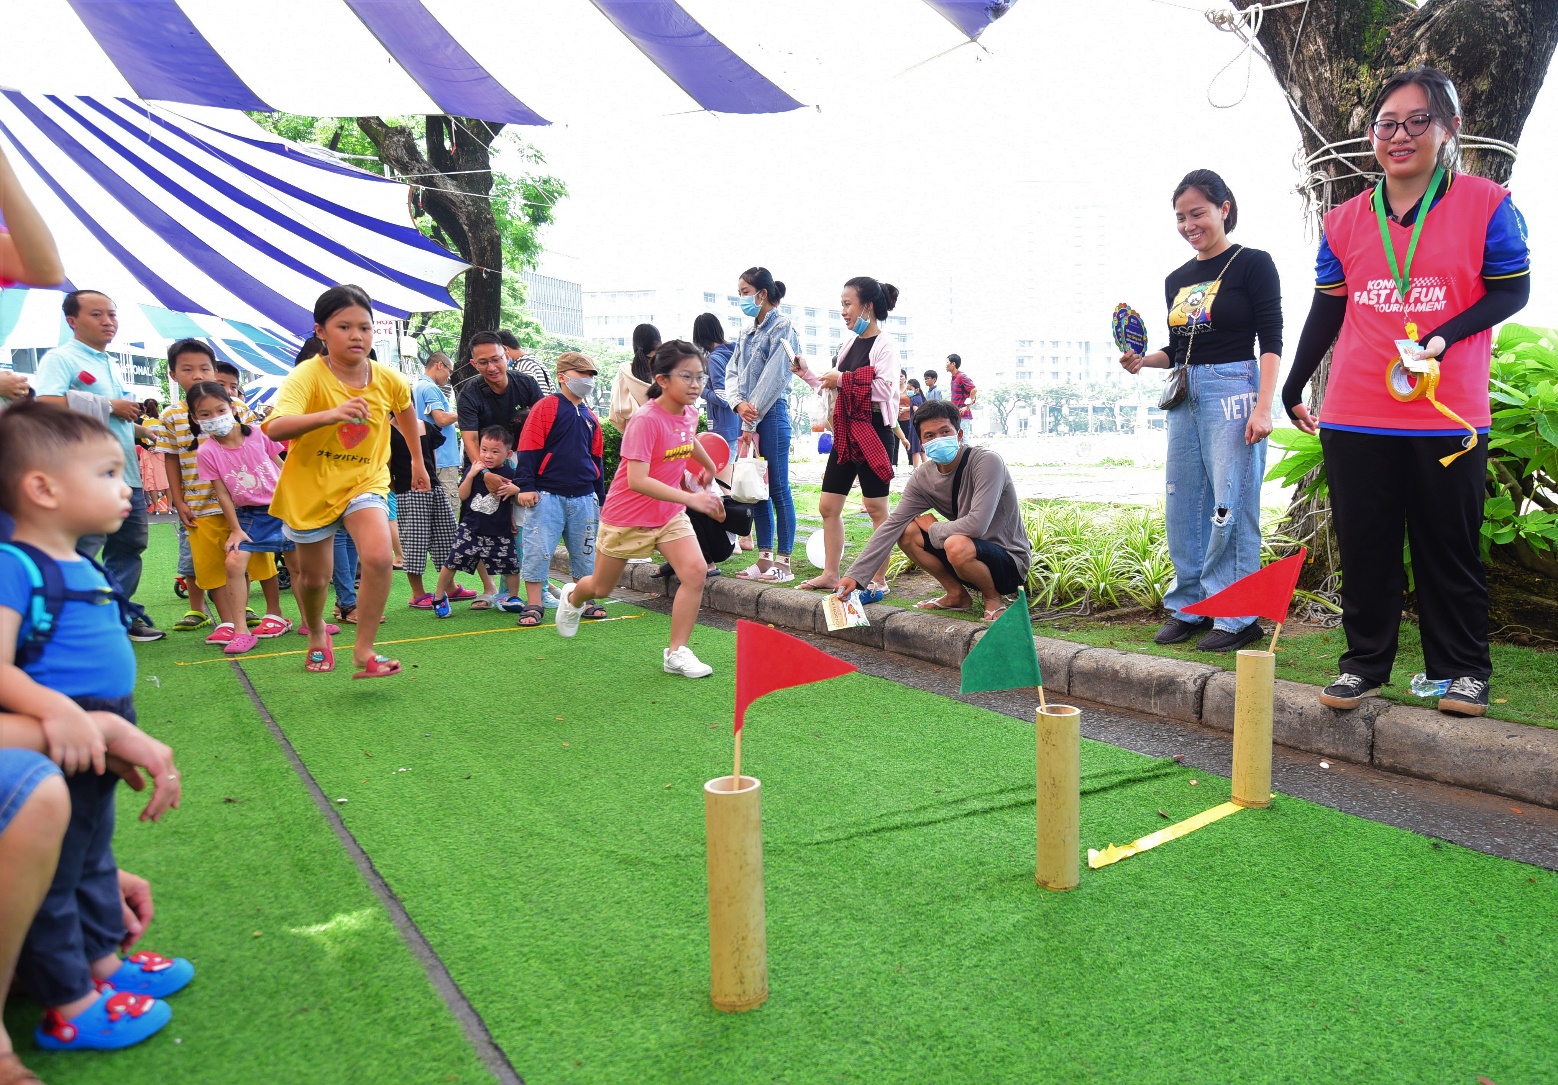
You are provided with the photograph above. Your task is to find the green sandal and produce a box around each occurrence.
[172,610,210,632]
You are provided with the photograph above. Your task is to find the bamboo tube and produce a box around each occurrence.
[704,774,768,1012]
[1231,650,1276,809]
[1036,704,1081,891]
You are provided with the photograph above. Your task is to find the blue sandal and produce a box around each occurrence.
[104,951,194,999]
[35,990,171,1051]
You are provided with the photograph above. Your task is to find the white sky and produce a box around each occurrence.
[499,0,1556,381]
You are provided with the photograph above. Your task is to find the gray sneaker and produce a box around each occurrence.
[127,620,165,643]
[1319,673,1380,710]
[554,583,584,638]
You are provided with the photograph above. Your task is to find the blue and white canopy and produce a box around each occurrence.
[0,287,304,375]
[0,93,469,339]
[0,1,1016,123]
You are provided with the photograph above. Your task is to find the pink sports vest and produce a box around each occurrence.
[1319,173,1506,432]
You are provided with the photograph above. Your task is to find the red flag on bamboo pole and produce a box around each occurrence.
[735,620,856,733]
[1181,548,1308,624]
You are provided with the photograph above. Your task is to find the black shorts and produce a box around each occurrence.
[920,529,1023,596]
[820,420,893,499]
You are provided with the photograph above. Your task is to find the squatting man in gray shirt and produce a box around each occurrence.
[837,400,1031,622]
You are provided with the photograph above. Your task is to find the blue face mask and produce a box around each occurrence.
[739,295,760,318]
[923,435,960,465]
[852,315,870,335]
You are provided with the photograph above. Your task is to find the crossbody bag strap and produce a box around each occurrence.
[1181,245,1242,368]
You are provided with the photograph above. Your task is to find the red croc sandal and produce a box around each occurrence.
[352,655,402,680]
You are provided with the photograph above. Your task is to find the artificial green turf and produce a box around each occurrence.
[232,589,1558,1084]
[4,524,494,1085]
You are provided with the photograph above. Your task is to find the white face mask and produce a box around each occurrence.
[199,412,236,437]
[564,376,595,399]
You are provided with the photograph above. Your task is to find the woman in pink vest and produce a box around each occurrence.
[1283,68,1531,718]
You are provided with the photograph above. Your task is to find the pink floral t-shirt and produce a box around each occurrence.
[601,400,698,528]
[196,427,287,508]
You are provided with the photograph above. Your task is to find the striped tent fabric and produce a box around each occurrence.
[0,1,1017,124]
[0,287,304,375]
[0,93,469,340]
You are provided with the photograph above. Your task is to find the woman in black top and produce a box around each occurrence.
[1120,169,1282,652]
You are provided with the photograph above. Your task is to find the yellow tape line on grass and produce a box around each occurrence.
[174,614,645,666]
[1087,801,1245,869]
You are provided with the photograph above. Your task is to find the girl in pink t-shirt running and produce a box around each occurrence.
[554,341,722,678]
[188,381,295,653]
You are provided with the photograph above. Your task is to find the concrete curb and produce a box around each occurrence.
[644,570,1558,810]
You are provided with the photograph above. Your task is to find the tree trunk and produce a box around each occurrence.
[1244,0,1558,588]
[357,115,506,386]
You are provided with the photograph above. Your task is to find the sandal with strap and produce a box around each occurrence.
[580,603,608,620]
[515,604,545,627]
[352,655,402,680]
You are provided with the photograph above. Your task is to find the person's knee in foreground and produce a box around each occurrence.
[0,403,188,1053]
[432,427,524,617]
[515,353,606,628]
[556,341,723,678]
[835,400,1030,622]
[263,285,429,678]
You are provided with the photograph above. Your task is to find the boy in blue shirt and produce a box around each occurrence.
[0,401,191,1052]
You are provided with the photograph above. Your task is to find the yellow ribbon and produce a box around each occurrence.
[1386,321,1478,468]
[1087,801,1246,869]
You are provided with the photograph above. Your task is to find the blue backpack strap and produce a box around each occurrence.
[0,542,57,667]
[79,551,134,632]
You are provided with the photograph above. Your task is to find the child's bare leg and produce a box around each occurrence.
[661,536,708,651]
[344,506,394,668]
[258,570,283,615]
[433,566,455,599]
[476,560,495,596]
[292,536,336,652]
[0,774,68,1049]
[571,555,627,605]
[187,583,207,616]
[390,519,404,566]
[503,573,520,599]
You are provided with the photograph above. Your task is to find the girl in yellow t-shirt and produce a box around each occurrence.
[263,285,428,678]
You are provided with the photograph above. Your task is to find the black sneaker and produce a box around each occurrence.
[1319,673,1380,710]
[127,620,166,643]
[1196,623,1264,652]
[1438,677,1489,717]
[1154,616,1212,645]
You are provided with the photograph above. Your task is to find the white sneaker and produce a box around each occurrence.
[554,583,584,638]
[663,645,713,678]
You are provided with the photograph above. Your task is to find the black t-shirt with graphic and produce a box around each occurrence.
[1159,245,1283,366]
[461,464,519,536]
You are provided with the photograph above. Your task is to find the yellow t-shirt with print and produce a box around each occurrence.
[264,357,411,532]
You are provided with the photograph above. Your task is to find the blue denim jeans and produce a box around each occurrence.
[79,487,149,625]
[17,694,133,1006]
[333,530,358,609]
[749,406,795,554]
[521,492,599,584]
[1162,361,1267,633]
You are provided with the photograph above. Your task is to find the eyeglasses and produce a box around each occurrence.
[669,371,707,386]
[1370,113,1436,140]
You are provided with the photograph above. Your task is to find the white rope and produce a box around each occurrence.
[1296,134,1520,218]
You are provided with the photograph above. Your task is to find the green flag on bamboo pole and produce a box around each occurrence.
[959,589,1042,694]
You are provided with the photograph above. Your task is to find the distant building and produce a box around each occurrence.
[583,285,916,370]
[522,270,583,338]
[986,337,1126,387]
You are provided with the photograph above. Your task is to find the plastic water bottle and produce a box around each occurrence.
[1409,673,1450,698]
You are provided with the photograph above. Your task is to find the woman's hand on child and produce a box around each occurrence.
[42,704,107,776]
[90,712,181,822]
[118,870,154,952]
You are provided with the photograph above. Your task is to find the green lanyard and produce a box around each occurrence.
[1372,166,1444,323]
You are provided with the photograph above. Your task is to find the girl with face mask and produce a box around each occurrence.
[187,381,294,655]
[798,276,902,596]
[723,267,805,582]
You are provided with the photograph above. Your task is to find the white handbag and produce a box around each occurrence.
[729,452,769,504]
